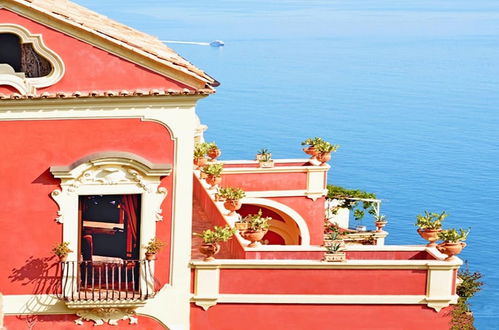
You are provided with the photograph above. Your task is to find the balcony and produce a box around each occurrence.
[59,260,156,309]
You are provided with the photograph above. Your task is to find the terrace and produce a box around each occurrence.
[191,158,462,313]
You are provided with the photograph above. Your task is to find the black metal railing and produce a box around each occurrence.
[59,260,156,302]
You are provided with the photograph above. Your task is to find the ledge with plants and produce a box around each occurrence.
[194,225,235,261]
[437,228,469,261]
[218,186,246,216]
[301,137,340,165]
[238,209,271,247]
[144,237,165,260]
[256,148,274,168]
[52,241,73,262]
[415,210,447,247]
[201,163,224,189]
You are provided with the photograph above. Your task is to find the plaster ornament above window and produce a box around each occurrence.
[0,24,65,94]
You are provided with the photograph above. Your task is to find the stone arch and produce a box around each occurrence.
[241,197,311,246]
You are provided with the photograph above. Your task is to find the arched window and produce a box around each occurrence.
[0,32,52,77]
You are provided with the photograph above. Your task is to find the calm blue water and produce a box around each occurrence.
[78,1,499,327]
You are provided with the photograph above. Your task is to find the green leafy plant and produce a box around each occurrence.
[438,228,470,243]
[201,163,224,176]
[194,142,209,158]
[243,209,271,231]
[257,148,271,156]
[194,225,236,244]
[301,137,324,146]
[326,184,377,221]
[325,242,343,253]
[205,142,218,150]
[375,215,387,223]
[315,141,340,153]
[218,187,246,200]
[144,237,165,254]
[259,153,272,162]
[451,263,483,330]
[415,210,447,230]
[52,241,73,257]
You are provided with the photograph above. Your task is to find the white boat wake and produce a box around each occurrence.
[161,40,224,47]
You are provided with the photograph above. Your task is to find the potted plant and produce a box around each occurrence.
[415,210,447,247]
[437,228,469,261]
[52,241,73,262]
[206,142,221,161]
[194,225,235,261]
[314,141,340,165]
[240,209,271,247]
[323,241,346,262]
[193,142,209,169]
[257,149,274,168]
[201,163,224,189]
[301,137,324,157]
[219,187,246,216]
[144,237,165,260]
[323,226,346,249]
[256,148,272,161]
[374,215,388,232]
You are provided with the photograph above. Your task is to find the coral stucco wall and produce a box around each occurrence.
[0,9,192,93]
[190,304,453,330]
[219,269,427,295]
[0,118,173,294]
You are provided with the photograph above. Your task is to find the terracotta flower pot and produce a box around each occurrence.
[194,157,207,169]
[258,160,274,168]
[224,199,242,216]
[207,148,221,161]
[145,252,156,261]
[323,252,346,262]
[417,228,442,247]
[437,242,466,261]
[303,146,317,157]
[316,152,331,165]
[58,254,68,262]
[206,175,222,189]
[199,243,220,261]
[241,229,267,247]
[375,221,387,232]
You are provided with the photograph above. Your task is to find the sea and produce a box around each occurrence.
[77,1,499,328]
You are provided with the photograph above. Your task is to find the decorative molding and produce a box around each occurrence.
[75,308,138,326]
[0,23,65,93]
[191,256,461,312]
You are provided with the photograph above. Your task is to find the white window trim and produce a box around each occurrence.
[0,23,65,94]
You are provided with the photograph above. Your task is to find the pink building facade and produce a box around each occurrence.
[0,1,461,329]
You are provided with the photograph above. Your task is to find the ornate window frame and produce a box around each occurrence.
[50,152,171,263]
[0,23,65,93]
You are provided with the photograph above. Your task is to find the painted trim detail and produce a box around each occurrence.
[0,23,65,93]
[191,254,462,311]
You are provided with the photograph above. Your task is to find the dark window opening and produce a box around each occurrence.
[0,34,21,72]
[80,195,141,260]
[0,33,52,77]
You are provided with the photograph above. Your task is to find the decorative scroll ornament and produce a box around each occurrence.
[50,189,64,223]
[74,308,138,326]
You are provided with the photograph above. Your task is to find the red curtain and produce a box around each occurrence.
[122,195,139,258]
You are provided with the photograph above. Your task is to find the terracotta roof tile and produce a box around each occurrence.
[10,0,217,87]
[0,88,213,100]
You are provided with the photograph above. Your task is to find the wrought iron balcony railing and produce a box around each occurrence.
[59,260,156,304]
